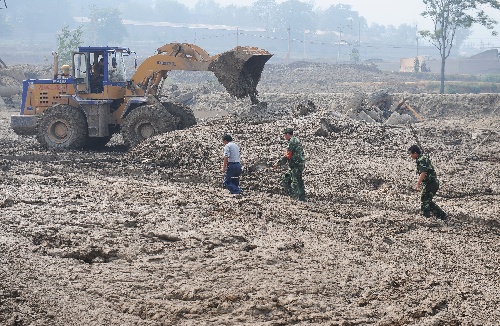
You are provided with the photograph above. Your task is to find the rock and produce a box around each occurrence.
[358,110,377,124]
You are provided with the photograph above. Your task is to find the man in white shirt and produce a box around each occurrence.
[222,134,242,195]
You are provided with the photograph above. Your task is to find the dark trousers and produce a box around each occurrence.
[224,162,242,194]
[281,165,305,201]
[421,180,446,218]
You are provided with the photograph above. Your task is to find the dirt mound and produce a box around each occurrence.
[0,64,51,106]
[130,107,499,202]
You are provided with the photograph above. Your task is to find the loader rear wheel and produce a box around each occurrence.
[122,105,176,148]
[161,101,196,129]
[37,105,88,150]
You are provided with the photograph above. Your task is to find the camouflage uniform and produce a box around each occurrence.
[278,135,306,201]
[415,154,447,219]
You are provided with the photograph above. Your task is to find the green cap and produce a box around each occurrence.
[283,127,293,134]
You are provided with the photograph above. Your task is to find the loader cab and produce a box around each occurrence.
[72,46,129,94]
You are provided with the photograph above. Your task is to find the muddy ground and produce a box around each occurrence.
[1,63,499,325]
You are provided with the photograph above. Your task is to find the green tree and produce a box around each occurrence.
[350,48,360,62]
[365,23,387,43]
[57,25,84,65]
[414,57,420,72]
[193,0,222,24]
[420,0,500,94]
[275,0,316,33]
[220,4,254,28]
[251,0,278,31]
[453,27,472,55]
[153,0,189,23]
[392,24,418,46]
[317,4,366,37]
[118,0,155,21]
[88,6,128,45]
[12,0,71,35]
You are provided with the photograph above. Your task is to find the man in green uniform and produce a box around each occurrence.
[408,145,447,220]
[273,127,306,201]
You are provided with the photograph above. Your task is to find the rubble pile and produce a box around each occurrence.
[130,106,499,212]
[167,62,500,126]
[0,63,51,106]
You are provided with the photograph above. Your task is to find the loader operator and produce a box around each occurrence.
[273,127,306,202]
[91,57,104,92]
[408,145,447,220]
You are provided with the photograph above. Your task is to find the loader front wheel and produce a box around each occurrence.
[122,105,176,148]
[37,105,88,150]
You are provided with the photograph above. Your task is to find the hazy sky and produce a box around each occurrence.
[183,0,500,42]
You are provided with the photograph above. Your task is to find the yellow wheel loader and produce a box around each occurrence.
[11,43,272,149]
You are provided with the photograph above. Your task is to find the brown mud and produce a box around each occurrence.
[1,62,499,325]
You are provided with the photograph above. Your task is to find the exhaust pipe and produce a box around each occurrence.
[52,51,59,79]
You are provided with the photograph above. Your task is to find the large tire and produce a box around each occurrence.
[121,105,176,148]
[36,105,88,150]
[161,101,196,129]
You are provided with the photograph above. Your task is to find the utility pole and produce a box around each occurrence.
[286,26,291,63]
[358,20,361,60]
[237,27,239,47]
[348,18,353,56]
[358,20,361,45]
[349,19,353,42]
[416,24,419,56]
[337,25,342,62]
[303,30,306,60]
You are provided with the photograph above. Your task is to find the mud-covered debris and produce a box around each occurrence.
[315,117,336,137]
[147,232,182,242]
[385,111,413,125]
[294,100,317,116]
[0,197,15,208]
[367,89,392,110]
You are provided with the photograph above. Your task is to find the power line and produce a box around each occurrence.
[199,30,431,50]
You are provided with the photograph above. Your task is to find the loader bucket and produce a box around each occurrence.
[209,46,272,104]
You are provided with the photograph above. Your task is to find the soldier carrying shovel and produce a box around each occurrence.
[408,145,447,220]
[273,127,306,202]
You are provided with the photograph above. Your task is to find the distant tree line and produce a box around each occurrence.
[1,0,488,64]
[0,0,425,47]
